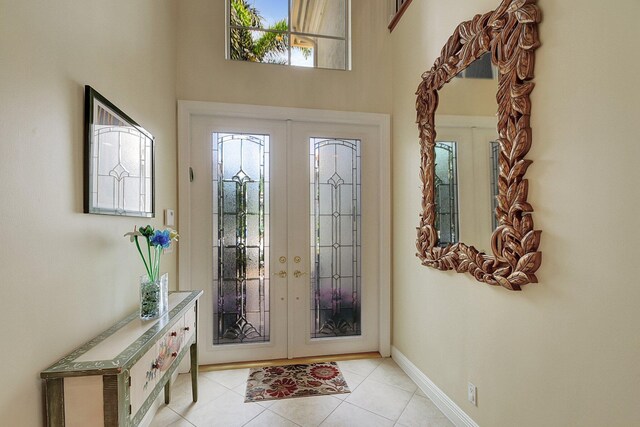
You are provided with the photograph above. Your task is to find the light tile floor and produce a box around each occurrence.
[151,357,454,427]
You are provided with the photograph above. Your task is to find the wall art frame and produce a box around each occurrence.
[415,0,542,290]
[84,85,155,217]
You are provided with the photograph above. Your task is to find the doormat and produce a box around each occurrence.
[244,362,350,402]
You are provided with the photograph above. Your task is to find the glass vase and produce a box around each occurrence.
[139,273,168,320]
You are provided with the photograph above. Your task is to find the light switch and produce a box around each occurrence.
[164,209,175,227]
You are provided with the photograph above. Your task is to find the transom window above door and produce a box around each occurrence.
[227,0,350,70]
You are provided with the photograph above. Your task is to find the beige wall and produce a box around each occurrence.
[176,0,391,113]
[438,77,497,117]
[391,0,640,426]
[0,1,177,425]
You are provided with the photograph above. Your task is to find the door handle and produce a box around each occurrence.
[293,270,307,278]
[274,270,287,278]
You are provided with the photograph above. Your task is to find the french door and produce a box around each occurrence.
[180,104,390,365]
[435,118,498,251]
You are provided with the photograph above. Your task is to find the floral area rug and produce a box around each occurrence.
[245,362,350,402]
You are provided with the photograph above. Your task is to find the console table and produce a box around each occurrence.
[41,290,203,427]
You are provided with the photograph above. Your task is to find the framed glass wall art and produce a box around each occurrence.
[84,85,155,217]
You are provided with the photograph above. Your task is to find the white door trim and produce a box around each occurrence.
[177,100,391,357]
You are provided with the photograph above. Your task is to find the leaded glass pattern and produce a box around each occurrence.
[490,141,500,230]
[435,142,459,247]
[213,133,270,345]
[309,138,361,338]
[90,105,153,216]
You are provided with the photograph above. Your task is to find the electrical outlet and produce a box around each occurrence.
[468,382,477,406]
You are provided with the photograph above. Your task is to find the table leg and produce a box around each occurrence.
[190,343,198,402]
[43,378,65,427]
[164,380,171,404]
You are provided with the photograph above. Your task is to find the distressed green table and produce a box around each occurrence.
[41,290,203,427]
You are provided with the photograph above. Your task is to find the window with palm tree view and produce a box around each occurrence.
[228,0,350,70]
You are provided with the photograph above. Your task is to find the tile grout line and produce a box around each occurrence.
[174,373,254,426]
[167,406,197,427]
[317,361,365,425]
[339,359,417,423]
[391,387,416,426]
[384,360,421,423]
[317,397,346,426]
[239,404,269,427]
[337,359,408,423]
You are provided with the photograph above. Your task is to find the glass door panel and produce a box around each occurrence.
[309,138,361,338]
[213,133,270,344]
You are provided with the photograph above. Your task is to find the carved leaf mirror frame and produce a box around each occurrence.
[415,0,542,290]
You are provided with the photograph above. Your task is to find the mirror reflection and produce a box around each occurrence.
[434,53,499,252]
[434,142,459,246]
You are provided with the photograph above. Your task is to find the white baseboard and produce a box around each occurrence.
[391,347,479,427]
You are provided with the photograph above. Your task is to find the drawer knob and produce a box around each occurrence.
[170,331,177,337]
[184,327,190,331]
[171,352,178,357]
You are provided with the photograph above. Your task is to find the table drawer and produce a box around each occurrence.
[129,343,159,417]
[157,317,184,374]
[183,305,196,344]
[130,319,185,418]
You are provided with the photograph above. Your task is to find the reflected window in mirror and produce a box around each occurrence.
[434,142,459,247]
[490,140,500,230]
[435,126,496,253]
[456,52,497,80]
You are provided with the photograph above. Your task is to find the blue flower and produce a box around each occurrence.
[150,230,171,249]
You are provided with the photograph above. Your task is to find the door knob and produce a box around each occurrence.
[274,270,287,278]
[293,270,307,278]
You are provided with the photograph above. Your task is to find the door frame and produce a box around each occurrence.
[177,101,392,358]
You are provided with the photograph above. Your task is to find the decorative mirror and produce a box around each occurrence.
[415,0,542,290]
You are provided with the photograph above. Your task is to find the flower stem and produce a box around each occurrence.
[134,236,152,278]
[146,236,154,281]
[155,246,162,279]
